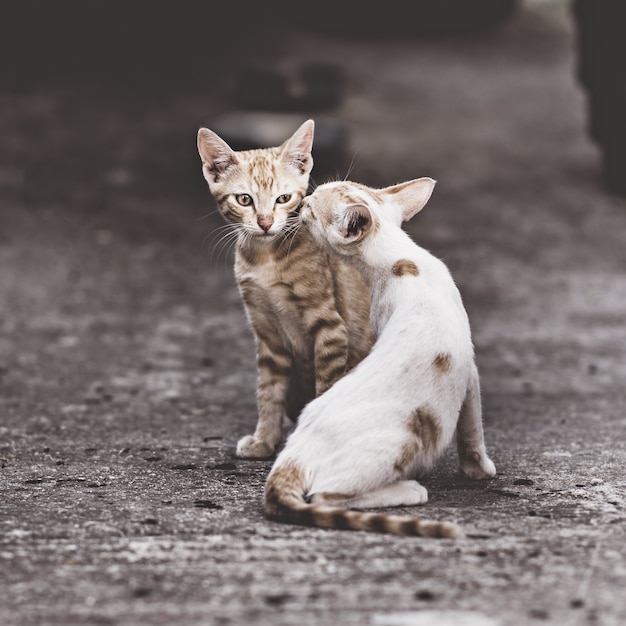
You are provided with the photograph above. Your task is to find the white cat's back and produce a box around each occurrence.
[276,254,471,489]
[365,234,473,358]
[264,177,496,538]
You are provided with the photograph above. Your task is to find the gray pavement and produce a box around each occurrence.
[1,3,625,626]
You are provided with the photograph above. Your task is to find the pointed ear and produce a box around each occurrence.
[383,177,436,222]
[339,204,372,241]
[280,119,314,176]
[197,128,237,185]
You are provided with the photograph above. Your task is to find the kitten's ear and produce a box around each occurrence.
[197,128,237,185]
[339,204,372,241]
[383,177,436,222]
[280,119,314,176]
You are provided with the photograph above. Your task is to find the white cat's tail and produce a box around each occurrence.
[264,461,458,539]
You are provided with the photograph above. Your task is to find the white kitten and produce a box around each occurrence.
[264,178,496,538]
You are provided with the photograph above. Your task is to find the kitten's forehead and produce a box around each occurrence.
[315,181,380,207]
[247,153,280,194]
[223,149,301,196]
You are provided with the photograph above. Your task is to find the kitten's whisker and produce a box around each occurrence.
[280,220,303,259]
[210,237,234,267]
[204,222,235,242]
[308,178,320,192]
[215,230,239,257]
[343,151,360,181]
[203,223,236,250]
[206,224,240,266]
[198,207,223,221]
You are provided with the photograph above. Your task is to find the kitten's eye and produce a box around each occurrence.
[236,194,253,206]
[276,194,291,204]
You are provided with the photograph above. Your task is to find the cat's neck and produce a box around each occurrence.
[353,228,430,334]
[355,227,419,286]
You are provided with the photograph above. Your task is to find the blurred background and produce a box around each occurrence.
[2,0,626,399]
[1,0,625,377]
[1,0,624,218]
[2,0,626,405]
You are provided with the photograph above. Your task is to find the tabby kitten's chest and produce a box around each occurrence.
[234,238,315,358]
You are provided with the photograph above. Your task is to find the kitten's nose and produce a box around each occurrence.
[257,216,273,232]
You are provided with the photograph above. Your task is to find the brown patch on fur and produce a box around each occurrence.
[366,514,389,533]
[394,439,420,475]
[264,460,306,520]
[331,510,353,530]
[410,406,442,455]
[433,352,452,373]
[392,259,420,277]
[336,189,366,206]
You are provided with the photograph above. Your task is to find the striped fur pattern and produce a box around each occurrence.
[264,178,496,537]
[197,120,374,458]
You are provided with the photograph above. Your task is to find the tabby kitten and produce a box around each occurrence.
[197,120,373,458]
[265,177,496,538]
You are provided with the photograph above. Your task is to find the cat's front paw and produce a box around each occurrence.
[402,480,429,505]
[459,452,496,480]
[236,435,276,459]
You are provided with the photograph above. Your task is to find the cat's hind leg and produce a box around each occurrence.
[456,364,496,479]
[310,480,428,509]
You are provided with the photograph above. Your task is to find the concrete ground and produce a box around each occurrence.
[1,2,625,625]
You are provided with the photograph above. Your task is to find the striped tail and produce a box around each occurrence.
[264,461,458,539]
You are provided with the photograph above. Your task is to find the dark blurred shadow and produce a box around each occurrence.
[573,0,626,195]
[0,4,283,95]
[0,0,521,217]
[294,0,518,38]
[0,1,519,95]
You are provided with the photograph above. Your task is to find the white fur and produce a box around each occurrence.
[267,178,496,508]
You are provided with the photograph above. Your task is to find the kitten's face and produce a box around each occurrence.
[301,178,436,257]
[197,120,314,242]
[300,181,379,257]
[205,151,306,239]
